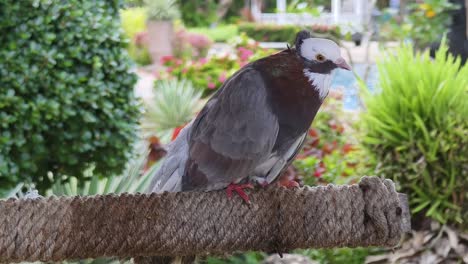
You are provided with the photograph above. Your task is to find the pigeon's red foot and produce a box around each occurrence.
[226,183,254,204]
[278,180,300,188]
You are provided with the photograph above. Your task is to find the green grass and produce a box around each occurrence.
[188,24,238,42]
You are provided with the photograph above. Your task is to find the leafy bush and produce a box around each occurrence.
[360,42,468,228]
[120,7,152,65]
[188,24,239,42]
[238,23,342,42]
[377,0,458,49]
[177,0,218,27]
[0,0,140,193]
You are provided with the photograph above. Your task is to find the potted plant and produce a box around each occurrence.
[145,0,180,64]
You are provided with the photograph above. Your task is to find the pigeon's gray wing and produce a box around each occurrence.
[182,68,279,191]
[253,132,307,184]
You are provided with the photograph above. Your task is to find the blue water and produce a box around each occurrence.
[331,64,378,110]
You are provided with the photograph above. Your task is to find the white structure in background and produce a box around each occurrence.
[250,0,370,33]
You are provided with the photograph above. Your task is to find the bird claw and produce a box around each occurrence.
[226,183,254,204]
[279,180,300,188]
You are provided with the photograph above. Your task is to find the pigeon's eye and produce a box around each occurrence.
[315,54,326,62]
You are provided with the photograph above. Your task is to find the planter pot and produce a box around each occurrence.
[146,20,174,65]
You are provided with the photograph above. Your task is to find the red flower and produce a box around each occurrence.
[160,55,174,64]
[308,128,319,138]
[310,138,320,148]
[314,166,326,178]
[322,142,336,154]
[342,143,355,154]
[171,125,185,141]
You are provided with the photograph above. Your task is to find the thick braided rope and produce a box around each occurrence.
[0,176,410,263]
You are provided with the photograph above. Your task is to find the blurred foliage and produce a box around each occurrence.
[125,0,145,7]
[177,0,218,27]
[298,247,382,264]
[188,24,239,42]
[293,94,373,187]
[0,1,140,194]
[47,140,156,197]
[360,42,468,228]
[121,7,147,40]
[238,23,342,43]
[158,34,274,96]
[174,28,213,59]
[204,252,266,264]
[285,0,321,15]
[145,0,180,21]
[120,7,152,65]
[143,79,202,143]
[223,0,245,23]
[377,0,458,49]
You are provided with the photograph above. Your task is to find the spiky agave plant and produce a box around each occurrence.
[142,78,202,143]
[360,41,468,228]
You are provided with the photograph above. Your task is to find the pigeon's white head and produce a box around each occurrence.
[294,31,351,99]
[300,38,351,71]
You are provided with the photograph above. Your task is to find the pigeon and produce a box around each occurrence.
[148,30,351,202]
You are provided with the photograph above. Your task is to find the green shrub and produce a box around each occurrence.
[188,24,239,42]
[360,42,468,228]
[238,23,342,43]
[121,7,147,38]
[0,1,140,193]
[120,7,152,65]
[177,0,217,27]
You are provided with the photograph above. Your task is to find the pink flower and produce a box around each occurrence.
[160,55,174,65]
[181,67,188,74]
[314,167,326,178]
[175,59,183,66]
[166,67,173,73]
[207,82,216,89]
[134,31,148,47]
[218,72,227,83]
[188,33,212,49]
[238,47,254,61]
[198,57,208,65]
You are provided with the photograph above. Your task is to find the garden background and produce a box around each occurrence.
[0,0,467,263]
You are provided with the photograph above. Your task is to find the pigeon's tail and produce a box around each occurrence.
[147,122,192,194]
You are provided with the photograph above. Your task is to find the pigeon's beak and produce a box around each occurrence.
[335,58,352,71]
